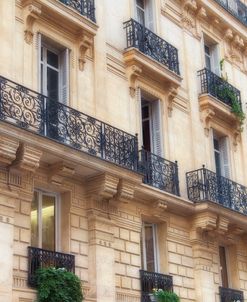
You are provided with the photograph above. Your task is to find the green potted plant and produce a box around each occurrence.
[36,267,83,302]
[151,288,180,302]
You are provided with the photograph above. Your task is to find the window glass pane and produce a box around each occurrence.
[215,152,221,176]
[31,192,39,247]
[137,8,145,25]
[142,120,151,152]
[47,67,59,101]
[42,195,55,251]
[214,138,219,151]
[145,225,155,272]
[47,50,59,68]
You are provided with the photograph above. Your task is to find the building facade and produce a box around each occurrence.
[1,0,247,301]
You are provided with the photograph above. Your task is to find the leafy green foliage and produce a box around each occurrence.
[36,267,83,302]
[214,85,245,130]
[153,289,180,302]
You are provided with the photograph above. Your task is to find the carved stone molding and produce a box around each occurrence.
[127,65,142,97]
[22,1,42,44]
[181,0,197,30]
[0,135,19,167]
[48,161,75,186]
[224,28,245,70]
[200,108,215,136]
[10,143,42,173]
[86,173,119,201]
[167,85,179,117]
[78,30,94,71]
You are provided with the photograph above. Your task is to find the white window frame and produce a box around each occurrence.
[32,190,60,251]
[142,223,159,272]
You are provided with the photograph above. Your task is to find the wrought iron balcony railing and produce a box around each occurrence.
[214,0,247,27]
[198,68,242,109]
[59,0,96,22]
[219,286,244,302]
[124,19,180,75]
[0,76,138,172]
[138,149,180,196]
[186,166,247,215]
[140,270,173,302]
[28,246,75,287]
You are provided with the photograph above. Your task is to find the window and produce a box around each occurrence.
[31,191,59,251]
[213,132,230,178]
[219,246,229,288]
[141,223,159,272]
[135,0,154,31]
[203,37,220,75]
[38,34,69,104]
[141,94,163,156]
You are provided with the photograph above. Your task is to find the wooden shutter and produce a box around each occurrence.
[219,136,230,178]
[151,100,164,156]
[145,0,154,31]
[60,48,70,104]
[137,88,143,148]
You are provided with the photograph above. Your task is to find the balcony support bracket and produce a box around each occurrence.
[126,65,142,98]
[22,1,42,44]
[78,30,94,71]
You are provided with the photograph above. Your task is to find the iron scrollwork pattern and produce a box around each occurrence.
[59,0,96,22]
[186,166,247,215]
[138,149,180,196]
[123,19,180,75]
[0,76,138,172]
[197,68,242,108]
[140,270,173,302]
[28,246,75,287]
[219,286,244,302]
[214,0,247,27]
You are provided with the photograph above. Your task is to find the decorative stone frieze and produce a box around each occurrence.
[10,144,42,173]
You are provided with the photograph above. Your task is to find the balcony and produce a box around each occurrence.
[197,68,242,130]
[140,270,173,302]
[214,0,247,27]
[28,246,75,287]
[123,19,181,95]
[138,149,180,196]
[186,166,247,215]
[0,76,138,172]
[219,286,244,302]
[59,0,96,22]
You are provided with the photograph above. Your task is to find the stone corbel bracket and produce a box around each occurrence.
[200,108,215,136]
[78,30,94,71]
[22,1,42,44]
[167,85,178,117]
[126,65,142,98]
[113,179,136,204]
[152,199,168,220]
[0,135,19,167]
[49,161,76,186]
[86,173,119,201]
[10,143,42,174]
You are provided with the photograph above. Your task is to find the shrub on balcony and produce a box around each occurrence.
[153,289,180,302]
[36,267,83,302]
